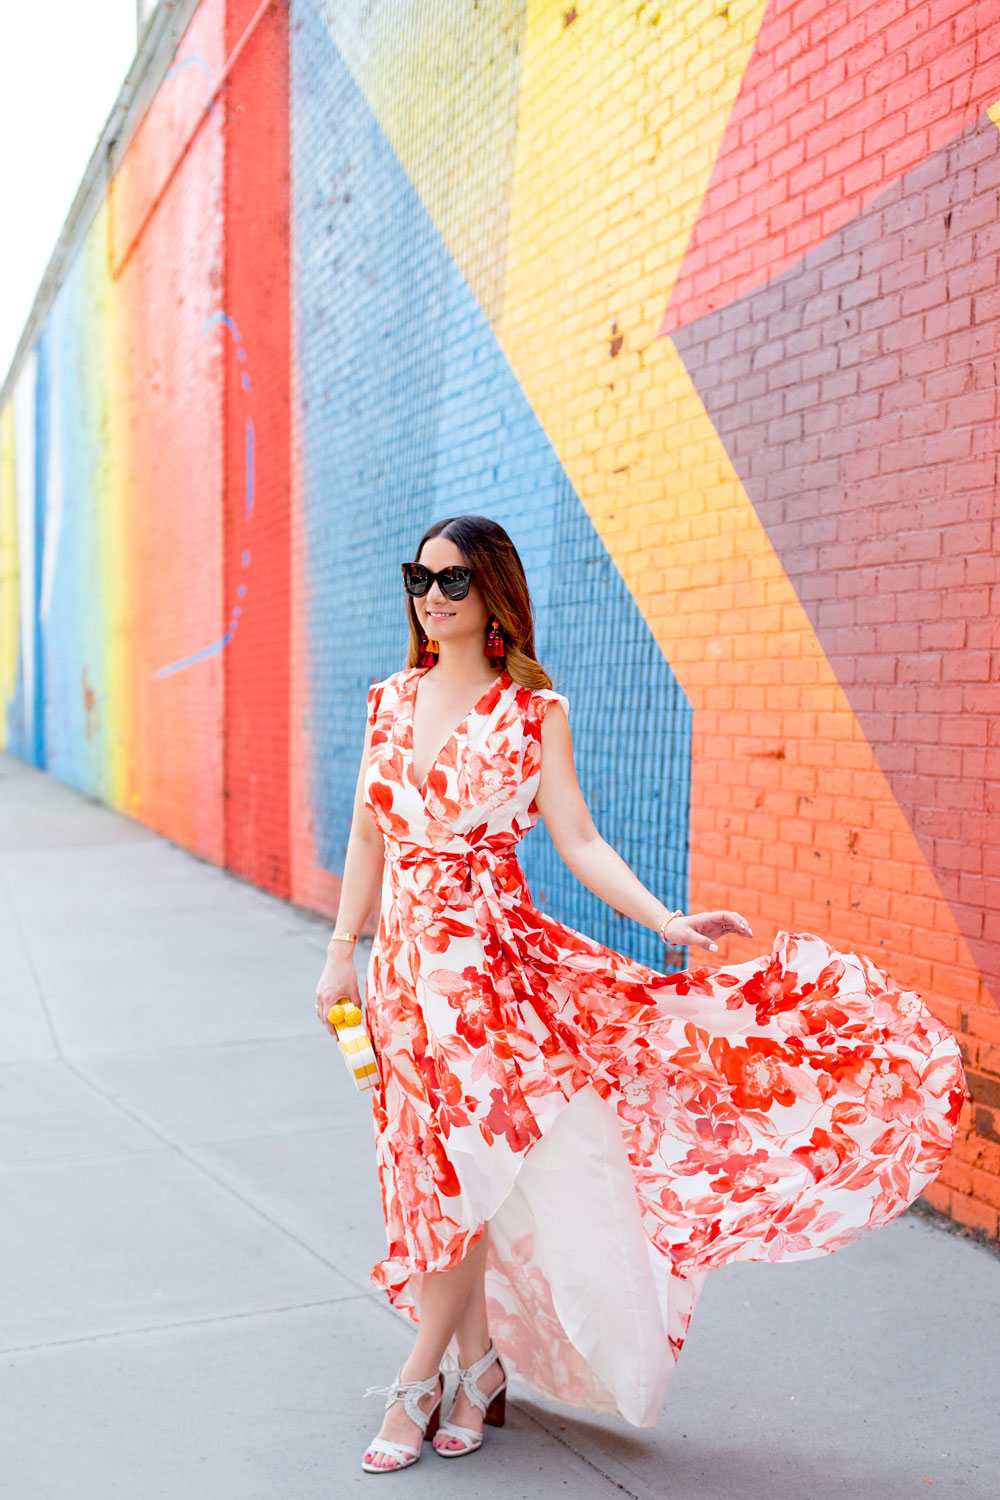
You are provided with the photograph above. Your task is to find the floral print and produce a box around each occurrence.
[361,665,966,1426]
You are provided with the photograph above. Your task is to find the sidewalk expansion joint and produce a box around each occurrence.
[45,1052,379,1298]
[1,1292,376,1356]
[518,1406,642,1498]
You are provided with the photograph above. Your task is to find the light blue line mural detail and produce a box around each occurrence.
[151,311,256,680]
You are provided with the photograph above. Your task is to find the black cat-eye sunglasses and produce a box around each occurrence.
[401,563,474,600]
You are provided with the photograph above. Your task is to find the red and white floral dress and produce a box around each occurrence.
[361,665,965,1427]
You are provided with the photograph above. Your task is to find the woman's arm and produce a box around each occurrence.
[315,714,386,1032]
[329,714,386,942]
[533,702,751,953]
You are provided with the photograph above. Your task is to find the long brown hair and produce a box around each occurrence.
[404,515,553,690]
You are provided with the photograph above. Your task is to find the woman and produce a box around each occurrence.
[315,514,965,1475]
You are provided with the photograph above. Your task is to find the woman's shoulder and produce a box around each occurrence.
[370,665,415,691]
[365,666,415,723]
[520,680,570,726]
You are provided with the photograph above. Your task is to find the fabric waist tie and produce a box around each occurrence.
[387,840,536,1000]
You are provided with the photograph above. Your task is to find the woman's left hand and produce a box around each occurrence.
[662,909,753,953]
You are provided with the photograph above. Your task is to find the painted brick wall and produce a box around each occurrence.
[1,0,998,1240]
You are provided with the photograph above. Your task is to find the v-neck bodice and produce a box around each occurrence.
[363,665,564,853]
[404,666,512,792]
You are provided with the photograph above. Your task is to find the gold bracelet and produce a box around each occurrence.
[659,909,684,942]
[328,932,358,945]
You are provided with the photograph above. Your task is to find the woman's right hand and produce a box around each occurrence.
[315,952,362,1037]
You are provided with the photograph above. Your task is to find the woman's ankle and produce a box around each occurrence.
[456,1335,493,1369]
[398,1351,441,1385]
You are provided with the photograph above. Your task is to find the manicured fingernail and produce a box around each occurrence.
[711,943,718,952]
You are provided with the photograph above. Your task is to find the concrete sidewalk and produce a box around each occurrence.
[1,749,996,1500]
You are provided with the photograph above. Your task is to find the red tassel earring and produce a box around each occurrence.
[484,616,505,667]
[417,633,439,667]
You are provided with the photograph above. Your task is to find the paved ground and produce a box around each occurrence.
[1,748,997,1500]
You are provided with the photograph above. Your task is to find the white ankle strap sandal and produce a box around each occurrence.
[361,1369,443,1473]
[432,1339,507,1458]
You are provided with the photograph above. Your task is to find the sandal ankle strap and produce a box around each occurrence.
[364,1369,442,1431]
[455,1340,504,1415]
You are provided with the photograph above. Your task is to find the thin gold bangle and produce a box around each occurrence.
[659,910,684,942]
[328,932,358,945]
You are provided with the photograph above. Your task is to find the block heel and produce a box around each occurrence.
[432,1340,508,1457]
[484,1382,506,1427]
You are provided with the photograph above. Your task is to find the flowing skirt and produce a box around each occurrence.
[365,885,966,1428]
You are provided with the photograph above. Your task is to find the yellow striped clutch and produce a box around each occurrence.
[326,1000,379,1091]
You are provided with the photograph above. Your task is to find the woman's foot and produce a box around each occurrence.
[432,1345,505,1454]
[363,1371,442,1471]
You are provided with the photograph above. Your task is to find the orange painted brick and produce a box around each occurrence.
[971,1166,1000,1212]
[888,953,936,992]
[944,1160,976,1195]
[888,891,939,927]
[778,870,815,902]
[968,1137,1000,1177]
[851,830,894,860]
[868,918,926,954]
[952,1130,989,1166]
[795,847,833,880]
[779,817,815,845]
[794,904,840,934]
[929,964,986,1008]
[949,1191,1000,1238]
[916,1182,952,1216]
[912,865,947,901]
[866,858,915,894]
[847,884,893,919]
[850,770,895,802]
[871,799,908,831]
[978,1044,1000,1080]
[814,713,856,741]
[910,927,960,966]
[966,1008,1000,1046]
[811,822,849,853]
[755,896,791,926]
[745,813,780,842]
[728,835,764,865]
[837,743,881,771]
[957,1036,978,1071]
[830,912,873,948]
[714,858,761,889]
[831,797,875,826]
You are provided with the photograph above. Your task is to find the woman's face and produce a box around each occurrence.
[413,536,489,641]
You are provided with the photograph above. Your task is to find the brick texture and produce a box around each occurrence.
[662,0,1000,331]
[671,109,1000,1014]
